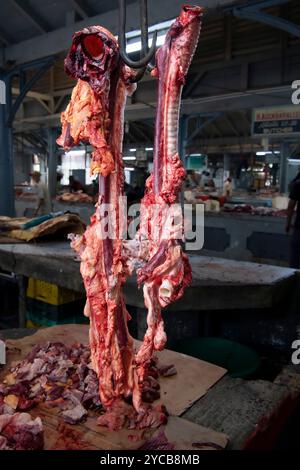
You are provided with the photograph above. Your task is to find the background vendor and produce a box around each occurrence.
[31,171,52,216]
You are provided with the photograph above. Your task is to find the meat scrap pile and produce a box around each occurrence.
[0,413,43,450]
[0,342,99,425]
[0,341,176,448]
[57,192,93,204]
[223,203,287,217]
[56,5,203,428]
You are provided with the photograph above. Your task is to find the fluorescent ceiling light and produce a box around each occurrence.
[145,147,153,151]
[288,159,300,164]
[65,150,85,157]
[125,19,174,53]
[256,151,280,156]
[123,156,136,161]
[125,167,135,171]
[125,19,174,39]
[126,34,166,53]
[129,148,137,152]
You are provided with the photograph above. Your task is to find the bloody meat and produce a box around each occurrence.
[56,5,203,426]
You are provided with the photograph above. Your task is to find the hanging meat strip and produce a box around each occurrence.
[57,4,203,426]
[57,26,136,409]
[57,26,123,177]
[130,5,203,410]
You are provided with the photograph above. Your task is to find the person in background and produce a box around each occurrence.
[263,163,269,186]
[92,175,99,199]
[288,166,300,192]
[186,170,200,189]
[69,175,85,193]
[207,177,216,190]
[31,171,52,216]
[56,172,63,194]
[200,170,209,187]
[286,179,300,268]
[271,162,279,187]
[223,177,233,198]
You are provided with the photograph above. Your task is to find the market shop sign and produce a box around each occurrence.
[252,105,300,137]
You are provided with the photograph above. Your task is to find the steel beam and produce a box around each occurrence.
[186,113,223,143]
[210,122,223,138]
[179,115,188,162]
[0,76,14,216]
[183,71,207,98]
[279,140,290,193]
[10,0,51,34]
[232,0,300,39]
[12,87,52,103]
[47,128,57,199]
[14,83,292,128]
[0,57,55,216]
[225,115,240,136]
[3,0,236,65]
[130,122,151,142]
[7,58,54,126]
[0,30,12,46]
[68,0,93,19]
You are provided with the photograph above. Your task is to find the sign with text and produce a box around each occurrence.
[252,105,300,137]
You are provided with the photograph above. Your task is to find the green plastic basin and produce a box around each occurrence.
[176,337,261,378]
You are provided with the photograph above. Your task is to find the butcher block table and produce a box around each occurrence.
[0,242,296,328]
[0,324,228,451]
[2,325,300,450]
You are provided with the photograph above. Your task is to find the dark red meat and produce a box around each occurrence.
[0,413,44,451]
[56,5,203,426]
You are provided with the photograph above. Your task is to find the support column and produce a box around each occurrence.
[17,275,27,328]
[179,114,188,168]
[224,153,231,181]
[0,78,15,216]
[224,154,231,172]
[279,140,289,193]
[47,128,57,200]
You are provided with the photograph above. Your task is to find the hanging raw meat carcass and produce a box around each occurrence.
[125,4,202,411]
[57,5,203,427]
[57,26,137,411]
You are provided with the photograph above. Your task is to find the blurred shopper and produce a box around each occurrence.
[288,166,300,192]
[56,172,63,193]
[186,170,200,189]
[31,171,52,216]
[286,180,300,268]
[69,175,85,193]
[223,177,233,198]
[207,177,216,190]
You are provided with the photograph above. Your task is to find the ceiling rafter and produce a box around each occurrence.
[54,95,67,113]
[133,121,153,141]
[10,0,51,34]
[130,122,147,143]
[12,87,52,102]
[224,114,240,136]
[68,0,93,19]
[0,29,12,46]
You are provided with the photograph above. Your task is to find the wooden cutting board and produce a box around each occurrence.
[2,324,228,450]
[3,324,226,416]
[31,409,228,450]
